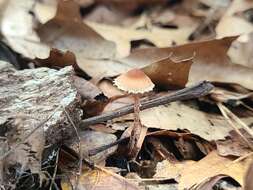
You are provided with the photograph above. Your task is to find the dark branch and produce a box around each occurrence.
[79,81,214,128]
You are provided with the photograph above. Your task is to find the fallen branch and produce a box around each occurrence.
[80,81,214,128]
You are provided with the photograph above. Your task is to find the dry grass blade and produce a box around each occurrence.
[217,103,253,150]
[218,103,253,137]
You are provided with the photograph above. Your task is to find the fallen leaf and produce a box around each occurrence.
[84,5,129,26]
[154,159,194,180]
[73,75,102,99]
[77,58,132,81]
[178,151,253,189]
[228,33,253,68]
[140,101,232,141]
[216,130,252,157]
[122,36,253,90]
[121,36,237,66]
[71,130,117,165]
[98,79,125,98]
[0,0,50,59]
[216,0,253,38]
[34,0,57,24]
[34,48,76,68]
[142,56,193,89]
[154,151,252,189]
[37,0,116,63]
[87,21,196,58]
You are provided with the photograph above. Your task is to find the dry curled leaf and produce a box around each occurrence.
[142,56,193,89]
[122,36,253,90]
[34,48,76,68]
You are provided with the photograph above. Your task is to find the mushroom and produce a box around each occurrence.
[114,69,154,158]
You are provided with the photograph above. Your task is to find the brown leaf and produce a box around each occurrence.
[122,36,237,66]
[178,151,253,189]
[216,130,252,157]
[122,36,253,90]
[142,56,193,89]
[155,151,253,190]
[37,0,116,60]
[34,48,76,68]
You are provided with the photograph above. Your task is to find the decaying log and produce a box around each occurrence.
[0,61,82,184]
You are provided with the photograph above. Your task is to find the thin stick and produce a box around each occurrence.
[218,103,253,138]
[240,102,253,112]
[217,103,253,150]
[80,81,214,128]
[89,137,128,156]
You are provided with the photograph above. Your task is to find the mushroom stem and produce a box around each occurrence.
[133,94,141,125]
[128,93,146,159]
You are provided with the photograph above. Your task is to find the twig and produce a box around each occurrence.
[240,101,253,112]
[89,137,129,156]
[80,81,214,128]
[217,103,253,150]
[0,105,62,160]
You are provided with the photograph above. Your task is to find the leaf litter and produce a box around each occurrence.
[0,0,253,189]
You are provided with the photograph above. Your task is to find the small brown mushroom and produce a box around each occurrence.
[114,69,154,159]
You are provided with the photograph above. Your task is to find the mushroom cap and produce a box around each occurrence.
[114,69,154,94]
